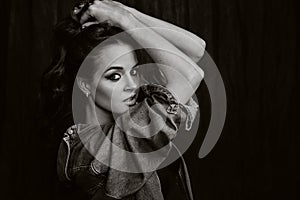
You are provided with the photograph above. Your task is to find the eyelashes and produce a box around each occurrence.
[106,73,121,81]
[105,68,139,82]
[130,68,138,76]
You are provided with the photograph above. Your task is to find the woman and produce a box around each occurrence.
[40,0,205,199]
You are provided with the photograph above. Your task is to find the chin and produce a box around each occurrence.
[111,105,130,115]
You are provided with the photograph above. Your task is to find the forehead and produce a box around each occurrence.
[94,42,137,71]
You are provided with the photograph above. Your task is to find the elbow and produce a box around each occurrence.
[202,38,206,48]
[198,38,206,57]
[190,67,205,89]
[197,67,205,83]
[193,38,206,62]
[198,38,206,50]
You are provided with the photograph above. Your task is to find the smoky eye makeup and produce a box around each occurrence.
[103,66,123,81]
[105,72,122,81]
[130,67,139,76]
[130,63,140,75]
[103,63,140,81]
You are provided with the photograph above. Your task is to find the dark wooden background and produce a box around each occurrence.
[1,0,299,199]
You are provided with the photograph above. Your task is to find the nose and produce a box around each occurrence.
[123,73,138,91]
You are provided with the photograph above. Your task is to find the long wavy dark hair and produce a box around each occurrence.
[39,18,118,143]
[37,4,168,198]
[39,11,167,151]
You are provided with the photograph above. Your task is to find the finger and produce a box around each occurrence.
[80,9,92,24]
[111,1,123,7]
[93,0,102,5]
[112,0,123,5]
[101,0,114,5]
[81,21,100,29]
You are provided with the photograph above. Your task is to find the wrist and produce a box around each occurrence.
[119,13,137,30]
[127,7,138,15]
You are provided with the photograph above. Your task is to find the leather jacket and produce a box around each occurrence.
[57,84,198,200]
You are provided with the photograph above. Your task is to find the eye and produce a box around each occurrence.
[130,68,139,76]
[106,73,121,81]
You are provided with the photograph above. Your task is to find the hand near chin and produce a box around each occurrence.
[80,0,133,28]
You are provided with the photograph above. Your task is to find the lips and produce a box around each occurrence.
[123,94,137,105]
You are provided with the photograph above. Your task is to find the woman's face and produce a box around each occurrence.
[91,42,140,114]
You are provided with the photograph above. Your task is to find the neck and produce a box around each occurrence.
[84,97,114,125]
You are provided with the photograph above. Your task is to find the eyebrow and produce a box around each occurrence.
[104,66,123,73]
[104,63,139,73]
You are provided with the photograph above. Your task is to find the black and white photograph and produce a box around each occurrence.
[1,0,298,199]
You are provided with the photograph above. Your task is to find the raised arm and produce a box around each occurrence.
[112,0,206,63]
[85,0,204,104]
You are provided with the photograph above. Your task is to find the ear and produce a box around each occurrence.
[76,77,91,95]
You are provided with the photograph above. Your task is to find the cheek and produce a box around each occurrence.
[94,81,125,112]
[95,82,113,109]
